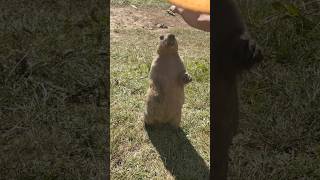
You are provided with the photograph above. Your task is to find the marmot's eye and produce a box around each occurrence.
[159,35,164,40]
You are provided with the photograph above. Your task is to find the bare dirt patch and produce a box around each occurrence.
[111,6,190,40]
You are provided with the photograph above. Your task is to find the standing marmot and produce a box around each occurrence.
[144,34,192,128]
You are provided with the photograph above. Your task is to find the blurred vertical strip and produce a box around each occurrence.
[0,0,110,179]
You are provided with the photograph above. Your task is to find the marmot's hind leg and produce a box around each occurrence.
[144,101,162,126]
[169,110,182,128]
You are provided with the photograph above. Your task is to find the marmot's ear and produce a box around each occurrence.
[159,35,164,40]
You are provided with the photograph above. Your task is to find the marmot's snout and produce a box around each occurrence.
[160,34,176,46]
[167,34,175,46]
[158,34,178,54]
[167,34,175,40]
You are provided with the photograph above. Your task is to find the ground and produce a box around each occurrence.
[111,0,320,180]
[1,0,319,179]
[0,0,107,179]
[110,4,210,180]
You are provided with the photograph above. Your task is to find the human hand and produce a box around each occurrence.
[169,5,210,32]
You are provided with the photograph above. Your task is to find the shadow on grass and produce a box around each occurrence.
[145,124,209,180]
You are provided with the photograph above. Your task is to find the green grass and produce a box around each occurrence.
[0,0,108,179]
[1,0,319,179]
[229,0,320,179]
[110,6,210,179]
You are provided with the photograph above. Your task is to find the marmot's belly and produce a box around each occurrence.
[146,85,184,122]
[162,86,184,114]
[164,87,184,104]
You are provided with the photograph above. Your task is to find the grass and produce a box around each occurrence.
[110,2,210,179]
[0,0,108,179]
[110,0,320,179]
[1,0,319,179]
[230,0,320,179]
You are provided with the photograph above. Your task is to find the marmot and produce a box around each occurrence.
[144,34,192,128]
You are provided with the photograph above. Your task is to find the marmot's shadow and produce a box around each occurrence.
[145,124,209,180]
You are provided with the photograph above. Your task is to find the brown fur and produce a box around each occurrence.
[212,0,263,179]
[144,34,192,128]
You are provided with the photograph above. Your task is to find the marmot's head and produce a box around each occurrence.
[157,34,178,55]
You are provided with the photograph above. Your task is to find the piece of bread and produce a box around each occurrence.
[168,0,210,14]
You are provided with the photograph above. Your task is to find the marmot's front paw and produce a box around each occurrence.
[183,73,192,84]
[235,34,263,70]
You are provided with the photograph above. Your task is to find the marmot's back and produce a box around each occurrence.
[144,34,192,127]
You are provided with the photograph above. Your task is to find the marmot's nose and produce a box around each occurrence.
[167,34,175,40]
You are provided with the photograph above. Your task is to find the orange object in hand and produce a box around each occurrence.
[168,0,210,14]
